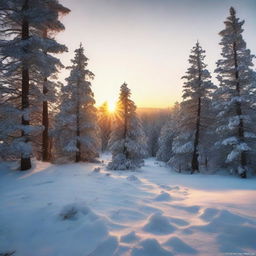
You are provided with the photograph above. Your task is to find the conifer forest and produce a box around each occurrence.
[0,1,256,256]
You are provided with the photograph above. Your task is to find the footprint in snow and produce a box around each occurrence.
[110,209,146,222]
[126,175,141,183]
[171,205,201,214]
[169,216,189,226]
[93,167,101,173]
[33,180,54,186]
[159,185,188,195]
[159,184,172,191]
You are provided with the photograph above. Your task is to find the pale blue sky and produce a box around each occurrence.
[57,0,256,108]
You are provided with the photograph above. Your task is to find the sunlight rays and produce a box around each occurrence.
[107,100,117,113]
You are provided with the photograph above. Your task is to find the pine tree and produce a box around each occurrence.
[156,102,180,162]
[140,110,169,157]
[108,83,147,170]
[54,44,99,162]
[169,42,215,173]
[213,7,256,178]
[98,102,112,152]
[0,0,69,170]
[41,2,70,162]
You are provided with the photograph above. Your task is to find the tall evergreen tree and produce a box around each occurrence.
[54,44,99,162]
[170,42,215,173]
[156,102,180,162]
[108,83,147,170]
[98,102,112,152]
[0,0,69,170]
[41,2,70,162]
[213,7,256,178]
[142,115,166,157]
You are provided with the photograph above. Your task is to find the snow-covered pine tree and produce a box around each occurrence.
[98,102,112,152]
[0,0,69,170]
[213,7,256,178]
[54,44,99,162]
[156,102,180,162]
[169,42,215,173]
[0,97,19,160]
[29,2,69,162]
[41,3,70,162]
[141,111,168,157]
[108,83,147,170]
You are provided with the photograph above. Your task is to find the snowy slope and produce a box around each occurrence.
[0,155,256,256]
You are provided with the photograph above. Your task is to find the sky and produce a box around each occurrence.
[57,0,256,108]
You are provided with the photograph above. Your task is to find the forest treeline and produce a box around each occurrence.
[0,1,255,178]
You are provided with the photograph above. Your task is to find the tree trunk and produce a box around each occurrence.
[75,106,81,162]
[123,95,129,159]
[42,30,50,162]
[42,77,49,161]
[191,97,201,174]
[191,49,202,174]
[233,42,247,178]
[48,135,53,161]
[20,0,31,171]
[75,54,81,162]
[205,156,208,169]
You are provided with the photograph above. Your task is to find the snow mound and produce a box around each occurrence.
[1,156,256,255]
[200,208,219,221]
[143,213,176,234]
[163,236,197,254]
[131,238,173,256]
[58,203,112,255]
[89,236,118,256]
[127,174,141,183]
[120,231,140,243]
[199,209,255,231]
[191,209,256,253]
[154,191,172,201]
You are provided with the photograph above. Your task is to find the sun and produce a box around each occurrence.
[107,100,116,113]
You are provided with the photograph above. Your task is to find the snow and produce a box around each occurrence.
[142,213,176,235]
[153,191,172,201]
[163,237,197,254]
[120,231,140,243]
[0,155,256,256]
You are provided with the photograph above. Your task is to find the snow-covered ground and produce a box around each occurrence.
[0,155,256,256]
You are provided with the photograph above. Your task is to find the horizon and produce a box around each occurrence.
[57,0,256,108]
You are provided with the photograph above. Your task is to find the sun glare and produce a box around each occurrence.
[108,100,116,113]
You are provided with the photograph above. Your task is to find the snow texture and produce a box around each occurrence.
[1,155,255,256]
